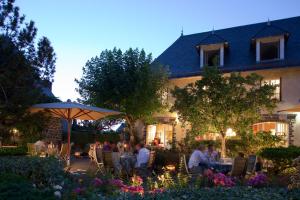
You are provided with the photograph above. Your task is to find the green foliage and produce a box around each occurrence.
[182,131,281,156]
[0,156,65,186]
[76,48,168,138]
[69,131,121,150]
[113,187,300,200]
[259,146,300,173]
[0,173,55,200]
[172,66,277,156]
[36,37,56,82]
[0,0,57,143]
[0,146,27,156]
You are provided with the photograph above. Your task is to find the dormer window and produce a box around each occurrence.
[199,44,224,67]
[204,49,220,66]
[256,36,284,62]
[260,40,280,60]
[197,32,227,68]
[253,21,288,63]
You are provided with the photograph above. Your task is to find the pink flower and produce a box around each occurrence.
[73,187,85,195]
[204,169,214,178]
[212,173,235,187]
[93,178,103,187]
[109,179,125,188]
[149,188,164,194]
[122,185,144,194]
[131,175,143,186]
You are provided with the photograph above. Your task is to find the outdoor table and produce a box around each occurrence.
[120,154,136,176]
[210,162,232,174]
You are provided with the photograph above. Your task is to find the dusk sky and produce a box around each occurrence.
[16,0,300,101]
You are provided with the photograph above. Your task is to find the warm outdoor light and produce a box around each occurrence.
[226,128,236,137]
[165,164,176,171]
[74,152,81,157]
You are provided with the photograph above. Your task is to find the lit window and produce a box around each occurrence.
[204,49,220,66]
[252,122,288,143]
[260,40,280,61]
[262,78,281,100]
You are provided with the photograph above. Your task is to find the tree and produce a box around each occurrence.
[171,66,277,157]
[76,48,168,142]
[0,0,57,141]
[36,37,56,82]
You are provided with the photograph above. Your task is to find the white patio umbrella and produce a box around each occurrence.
[30,100,121,166]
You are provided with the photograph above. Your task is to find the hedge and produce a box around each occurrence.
[0,173,54,200]
[259,146,300,173]
[0,156,65,186]
[0,146,27,156]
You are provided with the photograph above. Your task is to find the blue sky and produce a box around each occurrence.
[16,0,300,101]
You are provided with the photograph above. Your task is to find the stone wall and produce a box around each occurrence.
[42,118,62,144]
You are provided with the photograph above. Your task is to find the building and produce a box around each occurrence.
[144,16,300,147]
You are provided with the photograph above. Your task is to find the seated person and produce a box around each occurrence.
[34,140,47,154]
[188,144,209,174]
[111,142,121,174]
[205,144,219,163]
[135,143,150,168]
[102,141,111,151]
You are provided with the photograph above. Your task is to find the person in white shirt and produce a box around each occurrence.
[34,140,46,154]
[188,144,208,173]
[135,143,150,168]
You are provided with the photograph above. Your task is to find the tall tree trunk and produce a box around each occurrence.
[220,131,226,158]
[125,116,135,145]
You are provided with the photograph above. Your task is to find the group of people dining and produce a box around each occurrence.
[188,143,263,175]
[188,144,221,174]
[89,140,151,176]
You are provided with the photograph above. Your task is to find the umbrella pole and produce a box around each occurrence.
[67,119,71,166]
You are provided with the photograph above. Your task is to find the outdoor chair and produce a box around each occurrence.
[147,151,156,170]
[246,155,257,175]
[103,151,114,172]
[27,143,37,156]
[60,143,68,162]
[230,157,247,177]
[182,154,197,177]
[95,148,105,174]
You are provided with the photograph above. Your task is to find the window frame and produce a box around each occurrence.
[256,35,285,63]
[261,78,282,101]
[200,43,224,68]
[260,40,280,61]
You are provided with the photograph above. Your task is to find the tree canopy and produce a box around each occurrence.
[76,48,168,140]
[171,66,277,157]
[0,0,57,140]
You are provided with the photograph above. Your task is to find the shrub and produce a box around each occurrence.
[259,146,300,173]
[0,156,65,186]
[0,173,54,200]
[115,187,300,200]
[0,146,27,156]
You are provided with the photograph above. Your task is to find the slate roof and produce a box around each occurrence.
[154,16,300,78]
[197,33,227,46]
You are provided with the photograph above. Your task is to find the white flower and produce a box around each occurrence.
[53,185,62,190]
[54,191,61,199]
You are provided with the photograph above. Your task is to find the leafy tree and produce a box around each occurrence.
[171,66,277,157]
[76,48,168,142]
[36,37,56,82]
[0,0,57,142]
